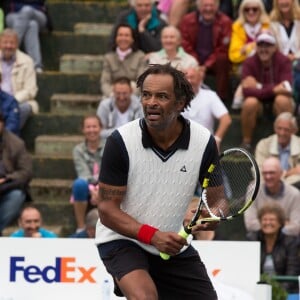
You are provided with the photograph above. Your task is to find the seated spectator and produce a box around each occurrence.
[229,0,270,109]
[240,30,294,151]
[3,0,50,72]
[110,0,167,53]
[100,23,146,98]
[69,208,98,238]
[0,112,32,236]
[179,0,232,101]
[10,205,57,237]
[72,114,103,233]
[157,0,190,26]
[246,202,299,294]
[182,66,232,150]
[270,0,300,63]
[244,157,300,236]
[255,112,300,188]
[148,25,199,70]
[96,77,143,140]
[0,29,38,129]
[0,74,20,135]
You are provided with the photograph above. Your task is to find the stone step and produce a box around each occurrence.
[74,22,114,36]
[40,32,109,70]
[35,134,83,156]
[21,113,83,151]
[59,54,104,73]
[51,93,101,114]
[30,178,73,203]
[32,154,75,179]
[47,1,128,32]
[37,72,100,112]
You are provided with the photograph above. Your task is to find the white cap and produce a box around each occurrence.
[256,32,276,45]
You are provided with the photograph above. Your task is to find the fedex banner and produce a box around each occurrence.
[0,238,260,300]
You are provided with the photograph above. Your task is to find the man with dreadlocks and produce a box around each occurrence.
[95,63,219,299]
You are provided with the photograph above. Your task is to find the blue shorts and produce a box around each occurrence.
[97,240,217,300]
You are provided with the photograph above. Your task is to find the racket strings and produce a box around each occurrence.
[205,150,258,219]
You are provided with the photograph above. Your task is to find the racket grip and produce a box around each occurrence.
[159,228,190,260]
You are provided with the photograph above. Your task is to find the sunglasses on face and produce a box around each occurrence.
[244,6,259,13]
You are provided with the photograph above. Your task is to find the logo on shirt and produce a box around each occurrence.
[180,165,187,172]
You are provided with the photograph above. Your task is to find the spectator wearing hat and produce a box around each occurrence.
[0,112,32,236]
[240,30,294,151]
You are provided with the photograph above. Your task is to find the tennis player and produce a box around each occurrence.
[96,64,219,299]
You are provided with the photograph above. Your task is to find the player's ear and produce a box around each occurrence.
[176,99,185,112]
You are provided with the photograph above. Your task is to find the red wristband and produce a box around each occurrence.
[137,224,158,244]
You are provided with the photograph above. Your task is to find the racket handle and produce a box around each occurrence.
[159,228,190,260]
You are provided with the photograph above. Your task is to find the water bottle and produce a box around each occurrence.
[102,278,111,300]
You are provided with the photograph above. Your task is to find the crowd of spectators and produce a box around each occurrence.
[0,0,300,294]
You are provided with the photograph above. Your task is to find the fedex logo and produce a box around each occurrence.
[10,256,97,283]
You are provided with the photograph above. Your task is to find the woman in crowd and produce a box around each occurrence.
[100,23,147,97]
[247,202,299,294]
[270,0,300,62]
[148,25,198,70]
[71,115,103,234]
[229,0,269,109]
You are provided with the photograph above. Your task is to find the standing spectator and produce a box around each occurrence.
[3,0,50,72]
[182,66,232,150]
[0,29,38,128]
[247,202,299,293]
[179,0,232,101]
[270,0,300,63]
[148,25,199,70]
[10,205,57,238]
[240,30,294,151]
[255,112,300,188]
[0,74,20,135]
[229,0,270,109]
[0,112,32,236]
[96,77,143,140]
[69,208,98,238]
[244,157,300,236]
[110,0,167,53]
[72,114,103,234]
[96,64,219,299]
[100,23,147,98]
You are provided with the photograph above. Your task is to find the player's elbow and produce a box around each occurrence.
[98,201,112,226]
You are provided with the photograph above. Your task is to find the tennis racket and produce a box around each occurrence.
[160,147,260,260]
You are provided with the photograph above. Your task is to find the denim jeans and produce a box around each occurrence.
[0,189,26,235]
[72,178,89,202]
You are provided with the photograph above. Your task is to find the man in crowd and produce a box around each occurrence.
[179,0,232,101]
[0,112,32,236]
[182,66,232,150]
[255,112,300,188]
[0,28,38,129]
[96,76,143,140]
[240,31,294,151]
[10,205,57,238]
[244,157,300,236]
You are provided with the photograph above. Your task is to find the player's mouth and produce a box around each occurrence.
[146,111,161,121]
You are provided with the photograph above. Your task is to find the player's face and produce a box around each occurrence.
[198,0,218,23]
[82,117,101,143]
[134,0,152,20]
[0,34,18,60]
[19,209,42,237]
[113,83,132,113]
[141,73,184,130]
[274,119,294,148]
[260,212,281,235]
[115,26,134,51]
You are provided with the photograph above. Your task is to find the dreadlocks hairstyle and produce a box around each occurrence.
[136,63,195,111]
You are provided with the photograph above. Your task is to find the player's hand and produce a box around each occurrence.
[151,230,188,256]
